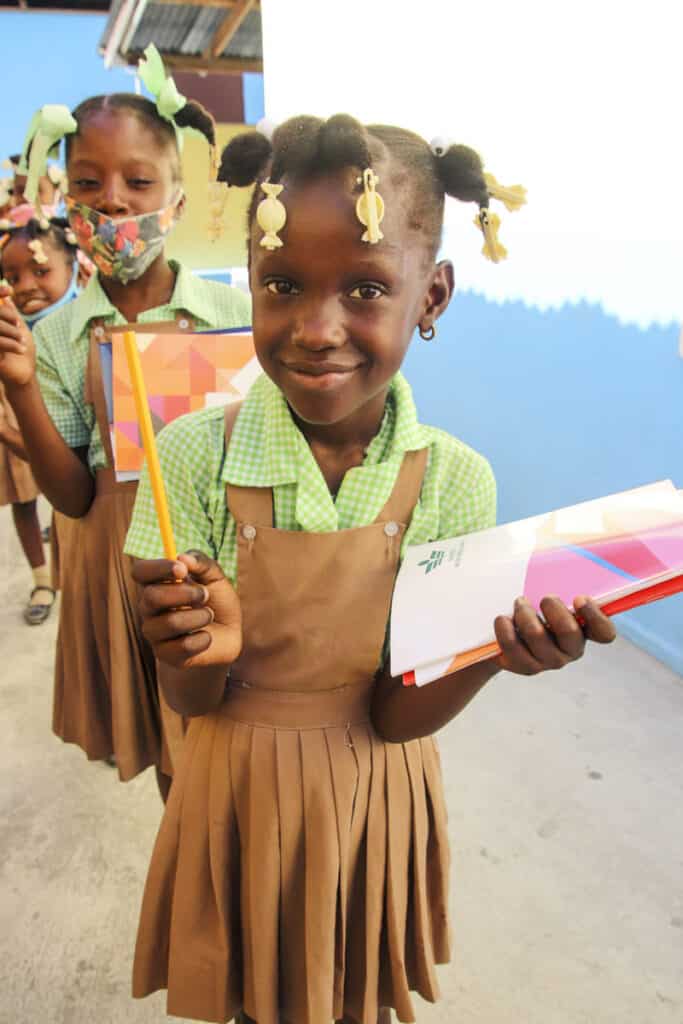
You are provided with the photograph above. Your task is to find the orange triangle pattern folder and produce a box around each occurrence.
[111,328,257,480]
[392,481,683,687]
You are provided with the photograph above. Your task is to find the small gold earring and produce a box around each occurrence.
[419,324,436,341]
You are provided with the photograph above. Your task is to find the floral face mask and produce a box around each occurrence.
[64,192,183,285]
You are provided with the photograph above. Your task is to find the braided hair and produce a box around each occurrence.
[218,113,490,258]
[0,216,77,272]
[65,94,217,182]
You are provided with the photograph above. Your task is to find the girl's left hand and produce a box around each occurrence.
[494,595,616,675]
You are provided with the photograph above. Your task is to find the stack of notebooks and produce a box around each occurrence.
[391,481,683,686]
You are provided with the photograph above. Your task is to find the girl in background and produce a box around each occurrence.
[0,217,79,623]
[0,48,250,794]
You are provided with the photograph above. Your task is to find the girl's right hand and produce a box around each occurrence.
[133,550,243,670]
[0,288,37,389]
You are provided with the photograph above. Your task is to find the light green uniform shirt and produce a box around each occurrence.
[125,371,497,582]
[33,261,252,472]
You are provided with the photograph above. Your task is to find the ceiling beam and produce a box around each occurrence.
[154,0,259,7]
[206,0,257,59]
[124,52,262,75]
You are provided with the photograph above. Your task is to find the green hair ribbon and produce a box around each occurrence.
[138,44,187,150]
[18,105,77,209]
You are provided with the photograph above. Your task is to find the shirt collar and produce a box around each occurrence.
[69,260,214,340]
[224,371,429,489]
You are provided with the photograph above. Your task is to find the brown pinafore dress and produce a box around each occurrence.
[133,408,451,1024]
[0,380,39,506]
[52,318,190,780]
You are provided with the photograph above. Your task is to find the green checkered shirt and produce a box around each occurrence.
[125,371,497,581]
[33,261,252,472]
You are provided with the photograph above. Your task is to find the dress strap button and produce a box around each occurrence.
[383,521,399,537]
[241,524,257,541]
[93,325,105,339]
[177,318,190,330]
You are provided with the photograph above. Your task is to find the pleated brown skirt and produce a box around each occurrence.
[52,470,162,781]
[0,387,39,506]
[133,689,452,1024]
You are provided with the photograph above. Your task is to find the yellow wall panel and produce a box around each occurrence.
[167,123,254,271]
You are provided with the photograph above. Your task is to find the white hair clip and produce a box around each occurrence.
[255,117,276,142]
[429,136,454,158]
[28,238,49,264]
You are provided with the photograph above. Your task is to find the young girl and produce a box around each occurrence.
[0,217,79,623]
[126,115,616,1023]
[0,62,251,791]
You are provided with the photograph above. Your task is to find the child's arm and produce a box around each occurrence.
[0,290,94,516]
[0,420,29,461]
[371,595,616,743]
[132,551,243,717]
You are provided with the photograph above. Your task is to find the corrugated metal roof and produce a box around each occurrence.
[101,2,263,65]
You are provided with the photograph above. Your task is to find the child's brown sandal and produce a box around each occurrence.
[23,586,56,626]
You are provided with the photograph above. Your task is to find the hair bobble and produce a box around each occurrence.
[429,136,454,158]
[255,117,277,142]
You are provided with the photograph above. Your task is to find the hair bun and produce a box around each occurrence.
[174,99,217,148]
[435,143,489,206]
[218,131,272,187]
[318,114,370,172]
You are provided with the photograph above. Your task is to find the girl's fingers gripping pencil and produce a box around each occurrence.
[122,330,177,561]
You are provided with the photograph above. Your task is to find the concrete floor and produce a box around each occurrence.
[1,498,682,1024]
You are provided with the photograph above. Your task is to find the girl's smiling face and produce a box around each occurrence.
[1,235,73,317]
[249,167,453,442]
[67,108,180,218]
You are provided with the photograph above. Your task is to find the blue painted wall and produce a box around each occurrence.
[0,13,132,158]
[403,293,683,676]
[0,13,265,156]
[242,72,265,124]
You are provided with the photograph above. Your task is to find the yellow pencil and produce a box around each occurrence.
[122,329,177,561]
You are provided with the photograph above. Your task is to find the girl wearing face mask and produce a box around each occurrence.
[0,217,79,624]
[0,54,251,797]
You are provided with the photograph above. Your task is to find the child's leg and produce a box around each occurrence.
[12,499,44,568]
[12,499,55,624]
[155,768,172,804]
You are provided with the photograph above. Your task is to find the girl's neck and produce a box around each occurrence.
[292,388,388,454]
[292,388,389,496]
[99,253,176,323]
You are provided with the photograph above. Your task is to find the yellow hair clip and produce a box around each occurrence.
[257,181,286,249]
[484,172,527,212]
[356,168,384,244]
[475,209,507,263]
[27,239,49,265]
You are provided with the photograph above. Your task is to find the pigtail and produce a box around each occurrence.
[432,143,489,207]
[174,99,217,149]
[431,140,526,262]
[218,131,272,187]
[48,216,79,257]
